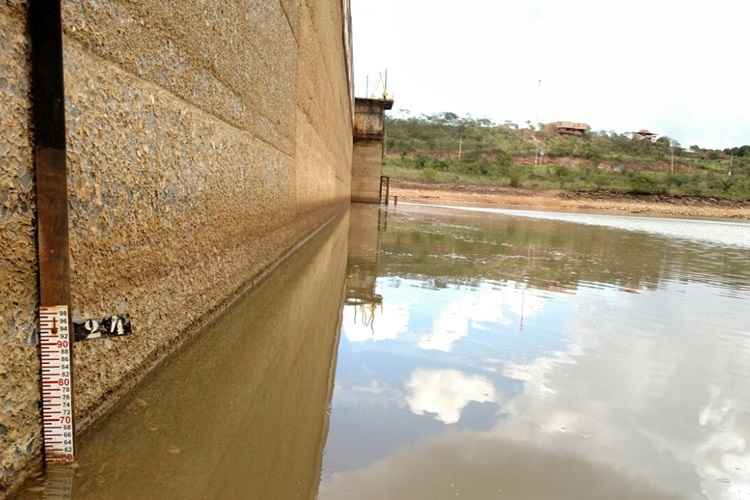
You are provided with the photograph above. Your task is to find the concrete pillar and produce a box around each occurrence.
[351,98,393,203]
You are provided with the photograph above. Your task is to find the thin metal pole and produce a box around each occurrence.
[29,0,76,464]
[385,176,390,206]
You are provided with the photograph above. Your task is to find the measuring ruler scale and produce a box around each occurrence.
[39,306,75,464]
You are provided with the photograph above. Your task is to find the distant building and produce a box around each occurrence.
[633,129,658,142]
[550,121,590,137]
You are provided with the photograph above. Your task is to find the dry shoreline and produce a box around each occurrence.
[390,181,750,220]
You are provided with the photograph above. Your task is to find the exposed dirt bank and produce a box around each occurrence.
[390,180,750,220]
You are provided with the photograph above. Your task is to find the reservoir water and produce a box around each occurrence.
[15,204,750,500]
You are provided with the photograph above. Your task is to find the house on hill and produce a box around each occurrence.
[550,121,590,137]
[633,128,659,142]
[633,129,659,142]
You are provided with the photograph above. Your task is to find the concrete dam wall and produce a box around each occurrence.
[0,0,353,495]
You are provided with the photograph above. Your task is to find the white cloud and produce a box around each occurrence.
[405,368,497,424]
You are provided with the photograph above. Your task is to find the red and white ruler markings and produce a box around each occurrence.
[39,305,75,464]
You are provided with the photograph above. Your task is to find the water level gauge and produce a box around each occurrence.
[39,305,75,464]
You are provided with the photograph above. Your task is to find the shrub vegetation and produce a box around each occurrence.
[384,113,750,200]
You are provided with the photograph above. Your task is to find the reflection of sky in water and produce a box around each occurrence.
[328,277,580,477]
[342,278,567,357]
[321,206,750,500]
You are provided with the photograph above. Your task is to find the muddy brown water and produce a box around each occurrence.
[14,204,750,500]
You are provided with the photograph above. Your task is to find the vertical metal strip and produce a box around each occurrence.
[29,0,76,464]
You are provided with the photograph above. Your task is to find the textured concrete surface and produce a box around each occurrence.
[295,0,353,209]
[0,5,41,493]
[352,141,384,203]
[0,0,353,496]
[353,98,391,139]
[61,0,297,155]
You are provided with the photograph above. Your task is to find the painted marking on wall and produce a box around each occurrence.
[73,315,133,342]
[39,306,75,464]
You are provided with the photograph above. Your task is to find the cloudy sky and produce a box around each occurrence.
[352,0,750,149]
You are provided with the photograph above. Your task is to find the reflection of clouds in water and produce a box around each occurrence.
[696,386,750,500]
[503,344,582,397]
[418,283,547,352]
[343,279,549,351]
[417,301,467,352]
[333,379,406,411]
[331,283,749,499]
[342,303,410,343]
[490,284,750,500]
[471,282,545,328]
[405,369,496,424]
[319,431,689,500]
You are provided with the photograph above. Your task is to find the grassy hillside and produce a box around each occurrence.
[384,113,750,200]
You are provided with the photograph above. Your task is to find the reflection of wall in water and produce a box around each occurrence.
[345,205,385,317]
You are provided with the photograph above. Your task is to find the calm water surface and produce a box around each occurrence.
[14,204,750,500]
[319,204,750,500]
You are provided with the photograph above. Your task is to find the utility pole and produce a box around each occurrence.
[457,127,463,160]
[670,141,675,174]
